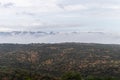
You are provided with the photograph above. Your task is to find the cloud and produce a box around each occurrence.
[16,11,35,16]
[101,4,120,10]
[3,2,14,8]
[0,0,120,32]
[64,4,88,11]
[0,26,15,32]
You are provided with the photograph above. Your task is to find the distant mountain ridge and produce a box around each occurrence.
[0,31,49,36]
[0,31,105,36]
[0,31,119,44]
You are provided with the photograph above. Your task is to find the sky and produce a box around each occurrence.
[0,0,120,33]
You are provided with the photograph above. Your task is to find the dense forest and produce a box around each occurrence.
[0,43,120,80]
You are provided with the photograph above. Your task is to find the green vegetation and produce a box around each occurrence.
[0,43,119,80]
[61,71,82,80]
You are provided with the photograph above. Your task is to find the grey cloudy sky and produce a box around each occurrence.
[0,0,120,32]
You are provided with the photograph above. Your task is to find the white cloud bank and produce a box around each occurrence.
[0,0,120,31]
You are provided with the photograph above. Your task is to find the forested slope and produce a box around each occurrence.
[0,43,120,79]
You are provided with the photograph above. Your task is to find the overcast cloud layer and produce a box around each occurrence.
[0,0,120,33]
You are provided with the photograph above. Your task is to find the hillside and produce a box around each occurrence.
[0,43,120,79]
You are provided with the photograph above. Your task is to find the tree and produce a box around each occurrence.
[61,71,82,80]
[40,75,56,80]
